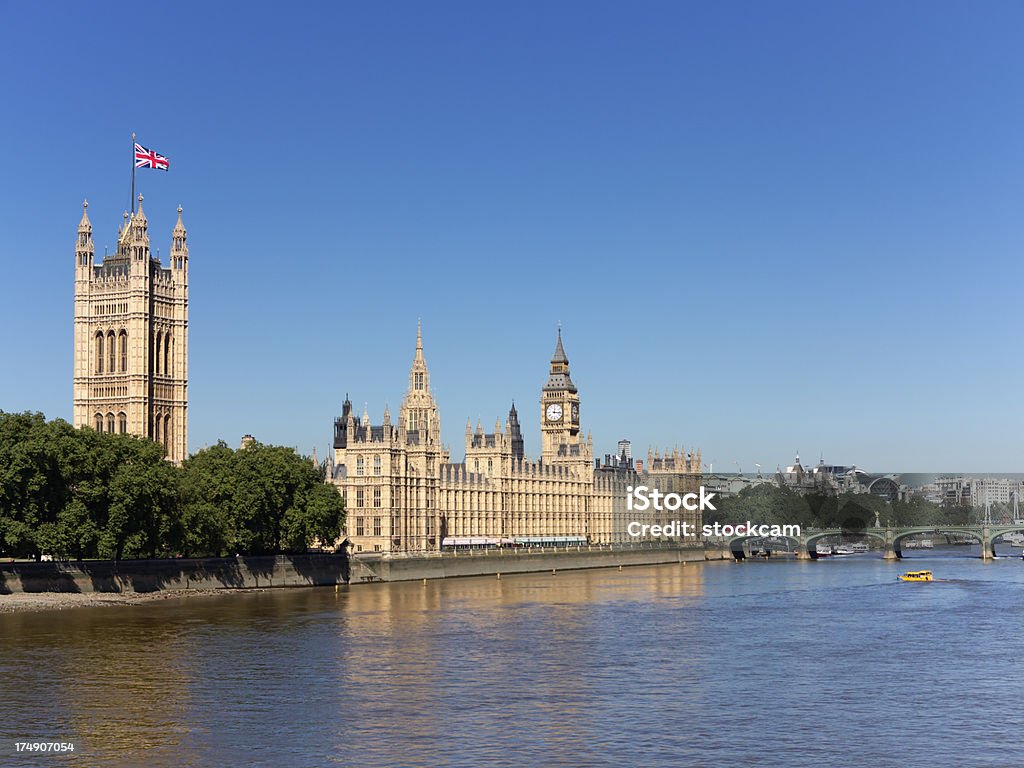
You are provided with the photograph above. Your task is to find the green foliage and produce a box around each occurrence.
[0,411,344,560]
[710,482,973,530]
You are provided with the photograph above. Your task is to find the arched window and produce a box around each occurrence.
[154,413,162,443]
[374,455,382,475]
[119,331,128,372]
[164,333,171,376]
[106,412,115,433]
[96,332,104,374]
[356,456,364,476]
[107,331,115,375]
[95,413,103,431]
[118,412,127,434]
[155,331,163,375]
[164,414,171,448]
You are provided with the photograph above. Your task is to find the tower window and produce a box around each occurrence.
[373,488,381,507]
[118,412,127,434]
[165,414,171,448]
[119,331,128,373]
[95,413,103,432]
[106,412,115,433]
[165,333,172,376]
[155,414,162,443]
[107,331,115,375]
[374,455,382,475]
[155,331,163,375]
[356,456,364,476]
[356,489,364,507]
[96,332,104,374]
[415,372,424,390]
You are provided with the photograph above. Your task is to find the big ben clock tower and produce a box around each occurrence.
[541,326,584,463]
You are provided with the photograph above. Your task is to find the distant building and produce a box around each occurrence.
[72,196,189,462]
[933,476,1023,512]
[617,439,632,460]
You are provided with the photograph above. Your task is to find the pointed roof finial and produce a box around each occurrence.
[551,323,568,365]
[79,199,91,229]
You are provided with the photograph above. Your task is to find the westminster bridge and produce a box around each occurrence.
[717,524,1024,561]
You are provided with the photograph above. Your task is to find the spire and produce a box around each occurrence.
[552,323,568,364]
[383,403,391,425]
[135,193,147,222]
[415,318,423,361]
[78,199,91,231]
[170,205,188,269]
[76,200,94,268]
[544,325,576,392]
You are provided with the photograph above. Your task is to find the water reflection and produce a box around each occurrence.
[3,558,1023,767]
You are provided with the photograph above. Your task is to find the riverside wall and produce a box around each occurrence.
[351,544,713,583]
[0,545,720,594]
[0,554,349,594]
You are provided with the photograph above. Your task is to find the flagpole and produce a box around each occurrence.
[130,132,136,217]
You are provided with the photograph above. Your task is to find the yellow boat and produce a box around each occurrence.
[899,570,933,582]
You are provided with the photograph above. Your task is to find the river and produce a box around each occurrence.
[2,549,1023,767]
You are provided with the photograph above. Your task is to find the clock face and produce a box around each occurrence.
[571,403,579,422]
[546,403,563,423]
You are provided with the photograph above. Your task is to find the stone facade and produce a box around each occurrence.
[330,325,679,553]
[72,196,189,462]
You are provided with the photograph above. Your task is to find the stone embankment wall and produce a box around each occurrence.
[0,554,349,594]
[1,546,717,594]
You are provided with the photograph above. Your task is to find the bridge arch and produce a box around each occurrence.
[804,529,887,554]
[892,527,981,558]
[724,536,802,561]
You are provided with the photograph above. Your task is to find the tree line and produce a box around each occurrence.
[0,411,345,561]
[707,483,973,531]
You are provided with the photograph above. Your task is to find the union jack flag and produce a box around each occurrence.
[134,142,169,171]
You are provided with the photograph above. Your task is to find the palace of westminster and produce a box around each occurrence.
[72,197,189,463]
[327,324,703,553]
[70,202,702,551]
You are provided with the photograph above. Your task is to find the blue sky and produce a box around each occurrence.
[1,1,1022,472]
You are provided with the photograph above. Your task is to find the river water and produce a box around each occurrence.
[2,549,1024,767]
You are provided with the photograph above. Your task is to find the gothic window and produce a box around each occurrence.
[95,413,103,431]
[107,331,116,374]
[106,412,115,433]
[356,456,364,476]
[164,414,171,448]
[414,372,424,390]
[119,331,128,372]
[118,412,127,434]
[155,414,162,443]
[374,455,382,475]
[96,332,104,374]
[165,334,172,376]
[155,331,163,374]
[373,517,382,536]
[373,488,381,507]
[356,488,364,507]
[488,459,493,474]
[355,517,365,536]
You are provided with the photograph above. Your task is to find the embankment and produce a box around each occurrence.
[0,544,720,597]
